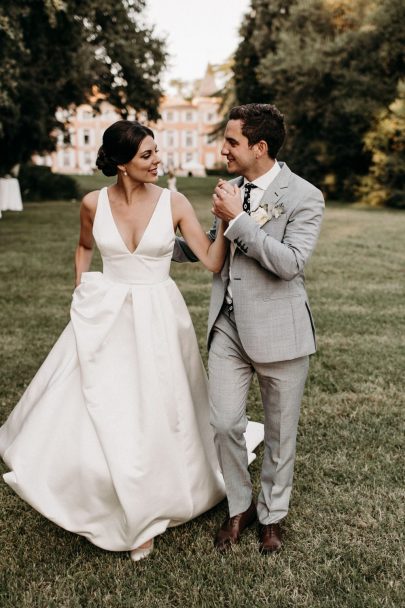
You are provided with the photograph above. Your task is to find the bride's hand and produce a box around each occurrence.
[212,181,241,222]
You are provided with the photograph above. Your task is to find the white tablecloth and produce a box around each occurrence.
[0,178,23,214]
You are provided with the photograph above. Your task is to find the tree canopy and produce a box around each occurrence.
[0,0,167,176]
[358,81,405,208]
[232,0,404,202]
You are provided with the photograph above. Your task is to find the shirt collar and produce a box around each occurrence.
[243,161,281,191]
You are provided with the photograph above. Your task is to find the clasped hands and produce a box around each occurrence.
[211,179,242,223]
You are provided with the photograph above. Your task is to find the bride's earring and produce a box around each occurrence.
[123,169,128,176]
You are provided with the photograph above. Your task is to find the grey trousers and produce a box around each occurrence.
[208,309,309,524]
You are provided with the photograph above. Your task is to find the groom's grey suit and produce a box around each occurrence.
[173,161,324,524]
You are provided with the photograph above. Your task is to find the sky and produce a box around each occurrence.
[145,0,251,88]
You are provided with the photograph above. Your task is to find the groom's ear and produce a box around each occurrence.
[253,140,268,159]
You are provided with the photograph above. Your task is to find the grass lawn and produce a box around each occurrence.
[0,175,404,607]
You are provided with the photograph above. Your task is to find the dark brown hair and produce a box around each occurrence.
[96,120,154,176]
[229,103,285,159]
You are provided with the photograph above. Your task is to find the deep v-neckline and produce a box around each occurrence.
[105,187,163,255]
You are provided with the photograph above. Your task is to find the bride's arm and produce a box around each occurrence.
[74,192,97,286]
[171,192,228,273]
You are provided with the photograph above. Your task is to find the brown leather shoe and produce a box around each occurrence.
[259,523,283,553]
[214,501,257,552]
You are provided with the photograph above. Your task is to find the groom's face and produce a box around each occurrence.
[221,119,256,176]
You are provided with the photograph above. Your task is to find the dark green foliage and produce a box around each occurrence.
[205,167,228,176]
[234,0,295,105]
[0,0,167,176]
[18,165,80,202]
[233,0,405,203]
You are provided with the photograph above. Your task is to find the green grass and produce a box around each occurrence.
[0,176,404,607]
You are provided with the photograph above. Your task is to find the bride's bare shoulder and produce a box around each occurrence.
[169,190,189,209]
[81,190,100,214]
[168,191,194,230]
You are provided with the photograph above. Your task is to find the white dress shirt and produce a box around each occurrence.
[224,161,281,302]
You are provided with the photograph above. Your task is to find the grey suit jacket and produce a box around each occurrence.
[172,162,325,363]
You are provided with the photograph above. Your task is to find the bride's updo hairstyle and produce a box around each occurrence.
[96,120,155,177]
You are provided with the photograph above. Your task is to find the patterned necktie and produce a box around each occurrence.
[243,183,257,214]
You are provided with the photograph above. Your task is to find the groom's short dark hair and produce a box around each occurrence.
[229,103,286,159]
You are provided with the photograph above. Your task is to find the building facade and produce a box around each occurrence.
[153,94,222,175]
[35,68,223,176]
[34,102,125,175]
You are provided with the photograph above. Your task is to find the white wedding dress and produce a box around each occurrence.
[0,187,263,552]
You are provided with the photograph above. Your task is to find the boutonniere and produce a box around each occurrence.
[250,202,286,227]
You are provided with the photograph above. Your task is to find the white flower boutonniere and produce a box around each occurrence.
[250,202,286,227]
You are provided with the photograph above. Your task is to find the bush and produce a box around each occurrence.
[18,165,80,201]
[385,191,405,209]
[206,164,228,177]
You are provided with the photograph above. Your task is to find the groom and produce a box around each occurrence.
[174,103,324,552]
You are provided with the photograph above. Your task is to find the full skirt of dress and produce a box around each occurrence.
[0,273,263,551]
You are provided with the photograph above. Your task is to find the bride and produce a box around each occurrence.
[0,120,263,561]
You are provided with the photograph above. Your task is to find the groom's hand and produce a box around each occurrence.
[212,180,242,222]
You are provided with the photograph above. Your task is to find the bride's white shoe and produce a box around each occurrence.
[130,539,154,562]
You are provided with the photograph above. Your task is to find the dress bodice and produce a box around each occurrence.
[92,187,175,285]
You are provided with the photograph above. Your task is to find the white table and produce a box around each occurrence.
[0,178,23,215]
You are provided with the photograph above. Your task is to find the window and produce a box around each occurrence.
[185,152,193,163]
[185,131,194,147]
[205,153,215,168]
[101,108,115,119]
[185,111,194,122]
[63,152,71,167]
[61,130,73,146]
[84,151,92,165]
[83,129,91,146]
[166,111,174,122]
[167,131,175,147]
[206,112,215,123]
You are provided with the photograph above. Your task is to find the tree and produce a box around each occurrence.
[358,81,405,208]
[233,0,296,105]
[256,0,378,196]
[168,79,194,100]
[232,0,405,200]
[0,0,167,176]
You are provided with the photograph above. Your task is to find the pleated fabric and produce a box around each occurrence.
[0,187,263,551]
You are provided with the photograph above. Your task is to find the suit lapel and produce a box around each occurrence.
[258,162,291,209]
